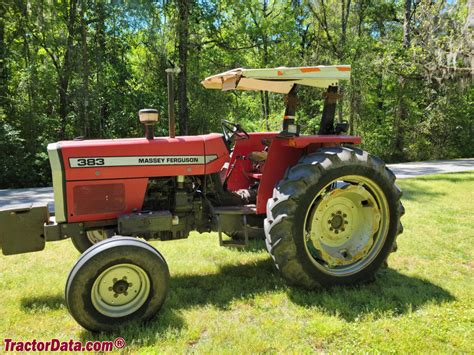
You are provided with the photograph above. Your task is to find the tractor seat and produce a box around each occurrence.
[248,151,268,163]
[248,137,272,162]
[248,137,271,163]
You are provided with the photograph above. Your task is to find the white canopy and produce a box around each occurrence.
[201,65,351,94]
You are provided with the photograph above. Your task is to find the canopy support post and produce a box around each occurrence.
[318,85,341,135]
[278,85,300,137]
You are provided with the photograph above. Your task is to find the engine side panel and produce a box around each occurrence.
[53,134,228,222]
[66,178,148,222]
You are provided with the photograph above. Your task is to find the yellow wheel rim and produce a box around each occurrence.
[91,263,151,318]
[304,175,390,276]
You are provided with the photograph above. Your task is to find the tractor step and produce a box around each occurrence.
[213,204,256,248]
[213,204,256,215]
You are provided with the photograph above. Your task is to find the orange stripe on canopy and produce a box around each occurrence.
[300,67,321,73]
[336,66,351,71]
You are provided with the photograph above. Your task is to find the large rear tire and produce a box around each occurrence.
[264,147,404,288]
[65,237,169,331]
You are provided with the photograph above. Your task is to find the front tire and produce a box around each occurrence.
[65,237,169,331]
[264,147,404,288]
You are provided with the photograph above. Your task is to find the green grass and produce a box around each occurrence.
[1,172,473,352]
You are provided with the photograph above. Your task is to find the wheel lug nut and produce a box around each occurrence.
[344,221,348,224]
[335,230,339,234]
[329,227,333,231]
[108,287,113,291]
[327,220,331,224]
[337,211,341,214]
[113,278,118,283]
[122,276,127,280]
[341,228,345,232]
[331,213,335,217]
[113,294,118,298]
[124,291,128,296]
[343,213,347,217]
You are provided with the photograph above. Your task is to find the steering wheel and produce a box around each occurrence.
[221,120,250,143]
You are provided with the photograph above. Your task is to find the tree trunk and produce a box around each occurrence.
[58,74,70,139]
[376,21,386,123]
[58,0,78,139]
[79,1,90,137]
[95,2,107,136]
[262,44,270,130]
[402,0,412,48]
[260,91,269,130]
[261,0,270,130]
[341,0,351,48]
[0,5,7,112]
[338,0,351,124]
[19,2,32,112]
[394,0,412,160]
[177,0,189,135]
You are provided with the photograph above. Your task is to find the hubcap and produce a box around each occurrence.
[304,175,389,276]
[91,264,151,318]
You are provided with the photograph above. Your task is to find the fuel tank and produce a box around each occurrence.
[47,134,229,223]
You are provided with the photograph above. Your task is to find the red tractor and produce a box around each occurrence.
[0,66,404,331]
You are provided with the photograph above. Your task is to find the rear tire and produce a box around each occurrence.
[65,237,169,331]
[264,147,404,288]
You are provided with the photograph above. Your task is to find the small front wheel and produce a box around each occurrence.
[65,237,169,331]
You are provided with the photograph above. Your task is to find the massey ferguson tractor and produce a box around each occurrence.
[0,66,404,331]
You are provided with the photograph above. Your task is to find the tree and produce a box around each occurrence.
[177,0,190,135]
[393,0,412,160]
[0,0,471,188]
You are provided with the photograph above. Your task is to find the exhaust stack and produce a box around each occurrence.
[165,68,181,138]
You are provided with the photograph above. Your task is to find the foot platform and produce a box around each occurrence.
[213,205,256,248]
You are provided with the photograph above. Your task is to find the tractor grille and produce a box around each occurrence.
[73,183,125,215]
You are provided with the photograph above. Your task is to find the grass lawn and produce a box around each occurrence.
[1,172,473,352]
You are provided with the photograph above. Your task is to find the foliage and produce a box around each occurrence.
[0,0,472,187]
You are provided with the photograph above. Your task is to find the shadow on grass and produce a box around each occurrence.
[20,294,65,313]
[405,171,474,183]
[225,239,268,252]
[287,268,455,321]
[398,181,446,201]
[68,257,454,343]
[399,171,473,201]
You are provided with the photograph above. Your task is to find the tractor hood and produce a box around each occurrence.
[47,134,229,223]
[201,65,351,94]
